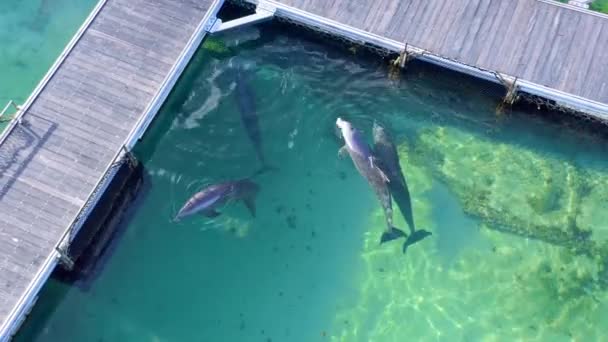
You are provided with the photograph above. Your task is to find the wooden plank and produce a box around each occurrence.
[495,0,536,74]
[421,0,458,54]
[530,8,564,86]
[475,0,518,70]
[581,21,608,101]
[385,0,415,41]
[538,9,581,87]
[519,4,556,80]
[31,97,127,145]
[406,0,431,46]
[464,0,503,64]
[436,1,472,58]
[409,0,441,48]
[566,17,603,98]
[446,0,483,58]
[558,13,597,92]
[485,0,529,72]
[370,0,401,34]
[393,0,424,43]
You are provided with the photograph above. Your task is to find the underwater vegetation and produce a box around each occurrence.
[331,126,608,341]
[201,36,233,59]
[590,0,608,14]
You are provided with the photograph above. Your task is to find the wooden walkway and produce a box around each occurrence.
[261,0,608,110]
[0,0,220,339]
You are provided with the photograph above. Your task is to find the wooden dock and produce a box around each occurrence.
[248,0,608,117]
[0,0,222,339]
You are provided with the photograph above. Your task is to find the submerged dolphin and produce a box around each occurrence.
[234,67,276,174]
[174,179,259,221]
[336,117,406,244]
[372,121,432,253]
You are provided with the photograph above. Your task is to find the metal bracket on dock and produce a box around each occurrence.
[55,246,75,271]
[393,43,422,69]
[494,73,520,115]
[121,146,139,170]
[504,78,519,105]
[0,100,22,123]
[207,3,276,34]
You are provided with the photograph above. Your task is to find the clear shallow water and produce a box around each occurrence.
[0,0,95,128]
[16,22,608,341]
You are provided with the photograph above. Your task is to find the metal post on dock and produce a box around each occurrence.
[121,146,139,170]
[55,246,75,271]
[0,100,21,122]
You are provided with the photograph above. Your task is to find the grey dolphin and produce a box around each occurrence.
[234,67,277,174]
[372,121,432,253]
[336,117,406,244]
[174,178,259,221]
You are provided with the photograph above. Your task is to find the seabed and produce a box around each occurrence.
[331,125,608,341]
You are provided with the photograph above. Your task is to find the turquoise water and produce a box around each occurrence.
[0,0,96,127]
[16,21,608,341]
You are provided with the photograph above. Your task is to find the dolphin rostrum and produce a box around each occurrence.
[174,178,260,221]
[372,121,432,253]
[336,117,406,244]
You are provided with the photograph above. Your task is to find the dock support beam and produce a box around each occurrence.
[392,43,421,69]
[502,77,519,106]
[208,3,275,34]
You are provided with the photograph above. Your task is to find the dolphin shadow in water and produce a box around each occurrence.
[233,65,279,175]
[372,121,432,253]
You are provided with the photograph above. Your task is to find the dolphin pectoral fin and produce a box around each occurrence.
[202,209,221,218]
[376,165,390,183]
[370,157,390,183]
[242,198,257,218]
[338,146,348,158]
[380,227,407,244]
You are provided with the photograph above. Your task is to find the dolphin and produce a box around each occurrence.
[234,67,277,174]
[336,117,406,244]
[174,178,259,221]
[372,121,432,253]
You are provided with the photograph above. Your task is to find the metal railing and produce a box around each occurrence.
[0,100,20,121]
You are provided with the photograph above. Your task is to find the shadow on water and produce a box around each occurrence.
[52,164,151,291]
[426,181,490,268]
[11,281,70,342]
[13,166,152,341]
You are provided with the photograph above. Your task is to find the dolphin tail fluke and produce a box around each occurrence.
[242,197,257,218]
[380,227,407,244]
[402,229,433,254]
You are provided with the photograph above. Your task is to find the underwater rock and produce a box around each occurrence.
[415,126,598,254]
